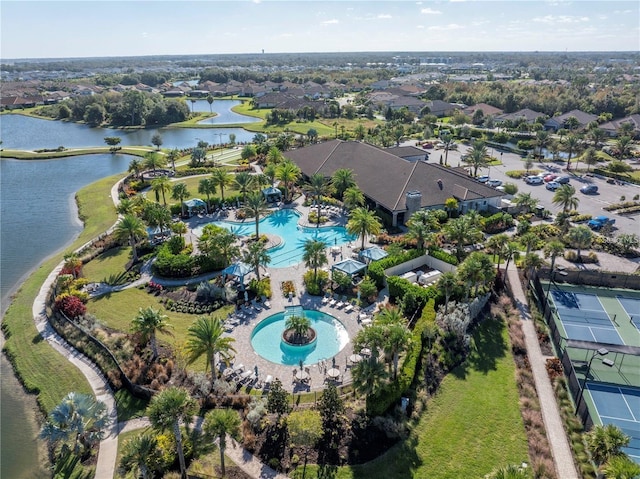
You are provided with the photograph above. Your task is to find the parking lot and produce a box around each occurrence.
[440,146,640,237]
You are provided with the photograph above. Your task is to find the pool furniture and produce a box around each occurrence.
[344,304,354,313]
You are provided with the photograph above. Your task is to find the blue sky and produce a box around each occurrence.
[1,1,638,59]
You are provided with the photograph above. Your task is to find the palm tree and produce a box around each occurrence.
[63,252,82,279]
[275,160,301,202]
[198,177,217,211]
[147,387,197,479]
[143,151,166,174]
[242,190,269,239]
[522,252,543,278]
[513,192,538,214]
[167,148,180,171]
[587,128,606,150]
[615,136,633,159]
[243,240,271,281]
[465,140,489,177]
[185,316,236,384]
[206,94,214,113]
[406,209,439,251]
[331,168,356,199]
[503,241,521,272]
[443,215,484,262]
[457,251,495,298]
[262,163,277,187]
[566,225,593,261]
[114,214,146,263]
[347,207,383,250]
[198,227,240,267]
[351,357,388,413]
[119,432,161,479]
[210,168,233,202]
[128,158,143,179]
[601,454,640,479]
[151,176,172,205]
[440,130,454,166]
[171,220,187,238]
[234,171,254,203]
[376,307,411,379]
[437,271,458,313]
[203,408,241,478]
[131,306,173,360]
[342,186,365,212]
[116,197,135,216]
[304,173,333,227]
[486,233,509,271]
[563,134,581,171]
[266,146,284,165]
[171,182,190,217]
[543,240,565,274]
[519,231,538,256]
[285,314,312,342]
[303,239,328,282]
[586,424,630,466]
[142,202,172,235]
[552,184,579,213]
[40,392,109,457]
[582,147,598,173]
[535,130,550,157]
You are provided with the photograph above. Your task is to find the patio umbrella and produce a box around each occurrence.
[359,245,388,262]
[331,258,367,276]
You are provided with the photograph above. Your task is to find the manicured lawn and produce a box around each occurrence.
[1,173,125,413]
[299,317,529,479]
[0,147,151,160]
[86,288,234,373]
[82,246,132,283]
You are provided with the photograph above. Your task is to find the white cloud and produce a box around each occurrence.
[421,8,442,14]
[321,19,339,25]
[416,25,424,29]
[428,23,463,31]
[533,15,589,24]
[377,14,392,19]
[416,1,422,4]
[278,33,293,38]
[472,20,489,26]
[252,0,261,3]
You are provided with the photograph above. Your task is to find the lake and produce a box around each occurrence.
[0,104,259,478]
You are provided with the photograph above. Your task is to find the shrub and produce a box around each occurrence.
[368,249,423,289]
[303,269,328,296]
[427,246,458,265]
[54,294,87,319]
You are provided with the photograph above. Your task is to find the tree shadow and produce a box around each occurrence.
[451,316,507,379]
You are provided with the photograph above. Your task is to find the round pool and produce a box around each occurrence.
[251,309,349,365]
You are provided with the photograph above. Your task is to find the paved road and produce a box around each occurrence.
[429,144,640,236]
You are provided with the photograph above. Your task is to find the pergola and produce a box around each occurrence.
[184,198,207,216]
[222,262,252,284]
[359,245,389,263]
[262,186,283,203]
[331,258,367,277]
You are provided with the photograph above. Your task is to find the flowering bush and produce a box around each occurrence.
[147,281,164,293]
[281,280,296,297]
[55,293,87,319]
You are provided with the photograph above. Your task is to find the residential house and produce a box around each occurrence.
[544,109,598,132]
[284,140,503,227]
[600,114,640,138]
[462,103,503,117]
[495,108,546,125]
[423,99,458,117]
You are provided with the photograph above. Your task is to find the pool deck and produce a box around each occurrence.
[189,197,385,393]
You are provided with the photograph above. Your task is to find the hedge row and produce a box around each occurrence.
[367,299,437,416]
[427,246,458,265]
[387,276,438,305]
[368,249,424,289]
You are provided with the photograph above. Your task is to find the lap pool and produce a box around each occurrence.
[193,209,355,268]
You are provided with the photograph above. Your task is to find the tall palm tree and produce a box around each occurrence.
[543,240,565,275]
[275,160,301,202]
[513,192,538,214]
[198,227,240,267]
[303,173,333,227]
[262,163,277,187]
[437,271,458,313]
[210,168,233,202]
[486,233,509,271]
[171,220,187,238]
[114,214,146,263]
[171,182,190,217]
[440,130,454,166]
[147,387,197,479]
[302,239,328,282]
[119,432,161,479]
[40,392,109,457]
[143,151,166,174]
[142,202,172,236]
[347,207,382,250]
[586,424,630,466]
[587,128,606,150]
[615,136,633,159]
[198,177,217,211]
[234,171,254,203]
[351,358,388,413]
[552,184,579,213]
[331,168,356,199]
[185,316,236,384]
[376,307,411,379]
[457,251,495,298]
[466,140,489,177]
[266,146,284,165]
[243,240,271,281]
[582,147,598,173]
[503,241,521,272]
[203,408,241,478]
[406,209,439,251]
[522,252,543,279]
[342,186,365,212]
[566,225,593,261]
[563,134,581,171]
[443,215,484,262]
[535,130,550,157]
[519,231,539,256]
[128,158,142,179]
[131,306,173,360]
[151,176,172,205]
[242,190,269,239]
[167,148,180,171]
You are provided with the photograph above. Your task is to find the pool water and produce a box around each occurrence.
[251,309,349,365]
[193,209,355,268]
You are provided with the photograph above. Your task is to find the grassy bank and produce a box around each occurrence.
[1,147,153,160]
[1,174,124,413]
[299,317,529,479]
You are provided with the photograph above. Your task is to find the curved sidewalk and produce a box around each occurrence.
[506,264,579,479]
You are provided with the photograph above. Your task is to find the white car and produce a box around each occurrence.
[525,175,543,185]
[545,181,560,191]
[487,179,503,187]
[477,175,490,183]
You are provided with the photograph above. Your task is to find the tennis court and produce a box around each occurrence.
[550,290,624,345]
[617,296,640,332]
[587,383,640,462]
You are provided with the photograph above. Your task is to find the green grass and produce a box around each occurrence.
[86,288,234,373]
[299,317,529,479]
[114,389,149,423]
[0,147,153,160]
[82,246,132,283]
[1,173,125,413]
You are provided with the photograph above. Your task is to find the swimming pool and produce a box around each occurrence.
[251,308,349,365]
[193,209,355,268]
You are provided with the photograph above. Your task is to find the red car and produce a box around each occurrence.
[543,174,558,183]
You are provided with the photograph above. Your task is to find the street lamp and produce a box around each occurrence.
[575,348,614,416]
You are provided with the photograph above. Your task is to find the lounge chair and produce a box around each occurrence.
[261,296,271,308]
[251,299,263,311]
[321,292,331,304]
[344,304,354,313]
[329,295,337,307]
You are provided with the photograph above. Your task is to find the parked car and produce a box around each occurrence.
[556,176,571,184]
[525,175,544,185]
[477,175,490,183]
[588,216,615,230]
[545,181,561,191]
[580,184,599,194]
[422,142,434,149]
[544,174,558,182]
[487,179,503,187]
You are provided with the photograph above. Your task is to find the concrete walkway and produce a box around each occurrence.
[505,263,579,479]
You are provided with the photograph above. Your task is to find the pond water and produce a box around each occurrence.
[0,114,255,150]
[190,99,260,125]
